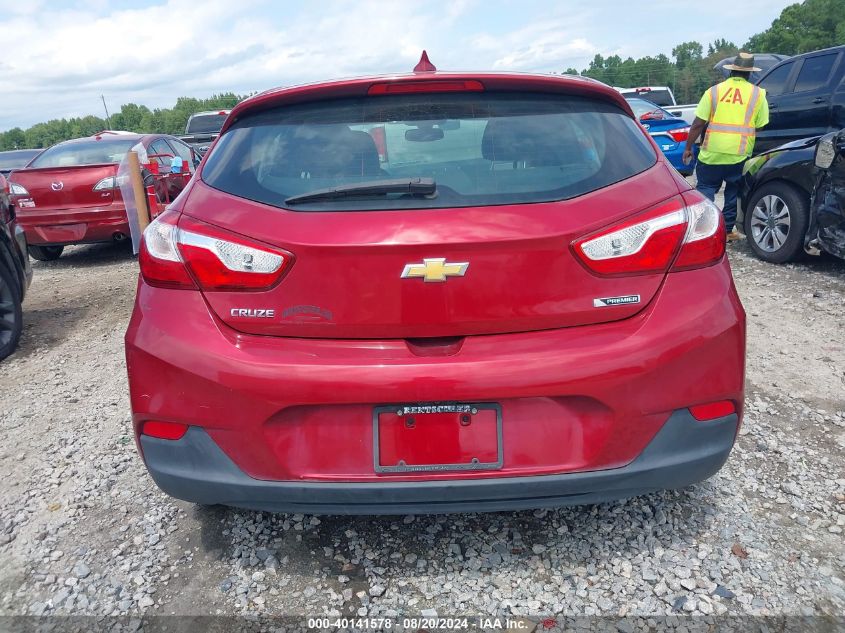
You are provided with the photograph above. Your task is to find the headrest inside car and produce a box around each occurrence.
[481,116,577,166]
[280,126,381,178]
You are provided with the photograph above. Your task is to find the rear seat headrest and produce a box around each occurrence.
[481,116,577,165]
[278,126,381,178]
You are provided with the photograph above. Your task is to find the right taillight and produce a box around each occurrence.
[139,210,294,291]
[672,191,725,271]
[668,127,690,143]
[573,192,724,276]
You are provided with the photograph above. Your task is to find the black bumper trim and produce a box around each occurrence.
[139,410,738,515]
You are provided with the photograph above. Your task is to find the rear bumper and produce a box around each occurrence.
[17,204,130,246]
[127,260,746,507]
[650,135,695,174]
[663,147,696,175]
[140,409,738,514]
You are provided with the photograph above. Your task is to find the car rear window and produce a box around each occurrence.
[620,89,674,107]
[29,139,137,168]
[186,114,228,135]
[201,92,656,211]
[625,97,674,120]
[0,150,40,170]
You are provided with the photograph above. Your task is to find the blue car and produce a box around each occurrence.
[625,96,697,175]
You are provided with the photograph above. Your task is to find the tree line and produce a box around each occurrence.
[0,94,245,151]
[566,0,843,104]
[566,40,741,105]
[0,0,842,151]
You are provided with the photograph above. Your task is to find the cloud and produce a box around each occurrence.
[0,0,479,129]
[0,0,796,132]
[472,20,598,72]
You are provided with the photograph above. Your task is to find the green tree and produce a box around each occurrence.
[745,0,845,54]
[0,128,26,151]
[672,41,704,70]
[560,0,841,103]
[708,39,737,55]
[564,38,746,104]
[0,93,250,149]
[110,103,152,132]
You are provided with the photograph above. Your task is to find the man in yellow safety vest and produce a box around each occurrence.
[683,52,769,241]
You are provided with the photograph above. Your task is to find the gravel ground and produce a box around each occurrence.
[0,214,844,630]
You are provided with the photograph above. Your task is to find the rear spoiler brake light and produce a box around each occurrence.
[368,80,484,95]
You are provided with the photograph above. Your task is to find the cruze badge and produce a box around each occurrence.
[401,258,468,283]
[230,308,275,318]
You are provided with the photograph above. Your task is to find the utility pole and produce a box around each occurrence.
[101,95,112,129]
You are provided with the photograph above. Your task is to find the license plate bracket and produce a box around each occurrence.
[373,403,503,473]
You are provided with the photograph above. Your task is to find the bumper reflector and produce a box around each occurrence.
[689,401,735,421]
[142,421,189,440]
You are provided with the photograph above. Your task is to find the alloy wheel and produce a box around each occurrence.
[750,194,791,253]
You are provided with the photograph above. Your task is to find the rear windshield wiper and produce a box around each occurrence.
[285,178,436,205]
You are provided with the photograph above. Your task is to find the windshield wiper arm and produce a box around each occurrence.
[285,178,436,205]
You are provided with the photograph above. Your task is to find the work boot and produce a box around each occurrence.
[726,229,743,242]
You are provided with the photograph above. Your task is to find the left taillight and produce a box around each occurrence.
[573,191,724,276]
[139,210,195,289]
[8,182,29,199]
[141,420,188,440]
[139,210,294,291]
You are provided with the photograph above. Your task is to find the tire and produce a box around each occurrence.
[28,244,64,261]
[0,263,23,361]
[743,182,809,264]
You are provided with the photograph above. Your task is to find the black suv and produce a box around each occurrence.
[755,45,845,154]
[0,174,32,360]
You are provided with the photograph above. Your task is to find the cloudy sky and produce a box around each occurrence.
[0,0,794,131]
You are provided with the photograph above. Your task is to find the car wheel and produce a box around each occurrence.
[744,182,809,264]
[28,245,64,261]
[0,264,23,361]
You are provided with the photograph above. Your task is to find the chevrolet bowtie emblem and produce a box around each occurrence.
[401,258,469,282]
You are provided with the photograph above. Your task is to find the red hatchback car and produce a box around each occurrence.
[9,132,196,260]
[125,66,745,514]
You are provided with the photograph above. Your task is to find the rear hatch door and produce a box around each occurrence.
[185,88,681,339]
[186,171,683,339]
[11,165,118,210]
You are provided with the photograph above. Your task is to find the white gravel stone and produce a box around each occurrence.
[1,225,844,622]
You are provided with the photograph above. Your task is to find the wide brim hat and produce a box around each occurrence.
[724,52,761,72]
